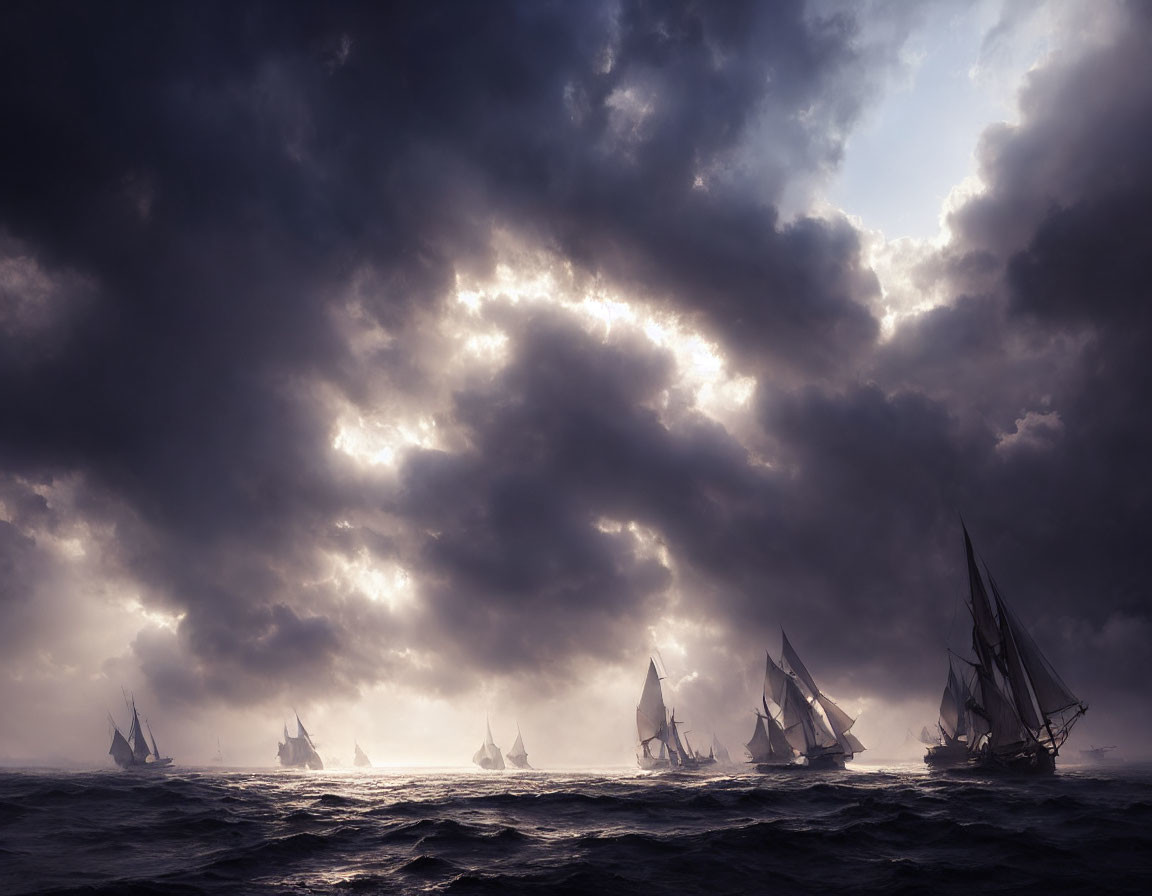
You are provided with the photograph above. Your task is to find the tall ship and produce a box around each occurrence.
[634,658,713,770]
[923,657,976,766]
[472,718,505,770]
[278,714,324,769]
[944,526,1086,773]
[505,726,531,768]
[108,697,173,770]
[760,633,865,769]
[353,742,371,767]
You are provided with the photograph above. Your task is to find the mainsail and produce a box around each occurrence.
[473,718,505,770]
[958,524,1086,771]
[506,726,530,768]
[353,742,371,767]
[762,644,852,767]
[711,734,732,765]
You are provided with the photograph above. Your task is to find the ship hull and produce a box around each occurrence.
[119,758,174,771]
[972,747,1056,774]
[925,742,970,767]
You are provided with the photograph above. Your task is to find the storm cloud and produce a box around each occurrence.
[1,0,1149,763]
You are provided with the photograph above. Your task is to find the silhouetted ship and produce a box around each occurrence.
[278,714,323,769]
[108,698,173,770]
[211,738,224,764]
[711,734,732,766]
[761,633,865,769]
[941,526,1087,773]
[353,742,371,767]
[923,658,976,766]
[634,658,715,770]
[1080,745,1117,761]
[473,718,505,769]
[505,726,531,768]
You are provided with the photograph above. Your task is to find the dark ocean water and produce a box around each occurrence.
[2,762,1151,895]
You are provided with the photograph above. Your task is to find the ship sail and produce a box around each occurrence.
[109,727,134,768]
[129,704,151,763]
[353,742,371,767]
[506,726,530,768]
[746,714,772,763]
[636,659,668,747]
[763,645,848,767]
[473,718,505,769]
[711,734,731,765]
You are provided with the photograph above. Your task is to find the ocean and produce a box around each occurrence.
[2,763,1150,895]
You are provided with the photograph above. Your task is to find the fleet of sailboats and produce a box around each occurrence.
[103,529,1088,776]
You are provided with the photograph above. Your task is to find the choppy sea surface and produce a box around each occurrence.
[2,762,1151,895]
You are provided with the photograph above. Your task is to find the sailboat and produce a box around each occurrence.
[950,525,1086,773]
[761,634,865,769]
[923,657,975,766]
[505,726,531,768]
[353,742,371,767]
[711,734,732,766]
[1080,745,1117,762]
[108,698,173,770]
[635,658,711,770]
[278,714,324,769]
[211,738,224,764]
[472,718,505,770]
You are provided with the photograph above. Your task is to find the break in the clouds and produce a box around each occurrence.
[0,0,1149,764]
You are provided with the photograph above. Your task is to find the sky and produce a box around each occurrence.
[1,0,1149,768]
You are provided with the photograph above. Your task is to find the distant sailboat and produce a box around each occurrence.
[1080,745,1117,762]
[108,697,173,770]
[353,742,371,767]
[278,714,324,769]
[923,657,975,766]
[211,738,224,764]
[711,734,732,766]
[945,525,1086,772]
[472,718,505,770]
[761,633,865,769]
[505,726,531,768]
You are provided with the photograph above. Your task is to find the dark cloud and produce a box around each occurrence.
[0,0,1149,760]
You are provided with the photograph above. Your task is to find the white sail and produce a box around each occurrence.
[353,742,371,767]
[712,734,731,765]
[636,659,668,745]
[473,718,505,769]
[746,715,772,763]
[506,727,530,767]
